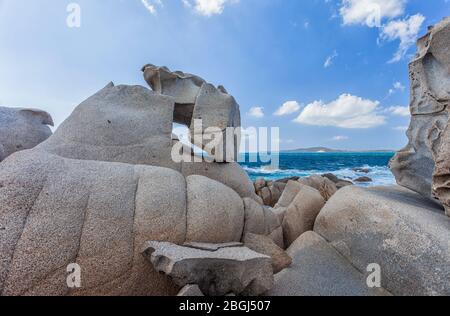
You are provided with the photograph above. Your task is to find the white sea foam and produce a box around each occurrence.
[242,164,396,186]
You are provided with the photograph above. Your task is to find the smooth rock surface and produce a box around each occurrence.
[0,149,186,296]
[243,198,266,236]
[298,175,337,201]
[274,181,303,208]
[243,233,292,274]
[0,107,53,161]
[142,241,273,296]
[267,232,391,296]
[282,186,325,247]
[315,185,450,296]
[40,83,178,170]
[186,175,244,243]
[182,161,258,201]
[177,285,204,296]
[390,18,450,199]
[263,207,284,249]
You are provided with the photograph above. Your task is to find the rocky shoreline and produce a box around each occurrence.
[0,17,449,296]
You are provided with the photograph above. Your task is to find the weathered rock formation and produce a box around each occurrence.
[0,107,53,162]
[390,17,450,199]
[0,74,270,296]
[142,64,241,162]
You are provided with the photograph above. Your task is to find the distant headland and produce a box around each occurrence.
[282,147,396,153]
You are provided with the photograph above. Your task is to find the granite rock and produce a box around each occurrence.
[0,107,53,162]
[142,241,273,296]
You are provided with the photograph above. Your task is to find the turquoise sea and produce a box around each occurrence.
[239,152,396,186]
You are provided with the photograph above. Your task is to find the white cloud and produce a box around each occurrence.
[388,105,410,116]
[380,14,425,63]
[338,0,425,63]
[332,135,349,141]
[248,106,265,118]
[294,94,386,129]
[393,81,405,90]
[184,0,238,16]
[141,0,162,15]
[393,125,408,131]
[388,81,406,95]
[274,101,301,116]
[324,50,338,68]
[340,0,406,27]
[143,0,237,16]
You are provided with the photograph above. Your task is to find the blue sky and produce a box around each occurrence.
[0,0,449,150]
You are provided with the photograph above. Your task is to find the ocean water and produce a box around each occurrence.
[239,152,396,187]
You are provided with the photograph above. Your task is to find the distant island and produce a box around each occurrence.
[283,147,396,153]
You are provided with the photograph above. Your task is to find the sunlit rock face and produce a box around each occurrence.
[390,17,450,200]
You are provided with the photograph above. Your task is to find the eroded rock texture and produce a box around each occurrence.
[142,64,241,162]
[433,121,450,216]
[0,107,53,162]
[390,18,450,199]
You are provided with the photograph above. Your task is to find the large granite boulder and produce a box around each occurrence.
[0,149,186,296]
[0,81,254,296]
[181,160,259,201]
[298,175,338,201]
[0,107,53,162]
[267,232,390,296]
[243,233,292,274]
[282,185,325,247]
[315,185,450,296]
[185,175,244,243]
[142,64,241,162]
[142,241,273,296]
[274,180,303,209]
[390,17,450,199]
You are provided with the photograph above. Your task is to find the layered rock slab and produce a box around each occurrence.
[315,185,450,296]
[267,232,390,296]
[142,241,273,296]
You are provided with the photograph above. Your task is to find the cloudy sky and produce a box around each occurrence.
[0,0,449,150]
